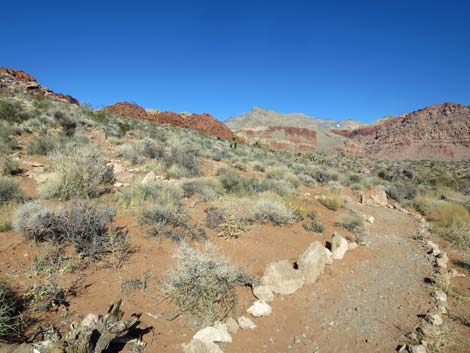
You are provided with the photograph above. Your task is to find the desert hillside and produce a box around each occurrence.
[0,68,469,353]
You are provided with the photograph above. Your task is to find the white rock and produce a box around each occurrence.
[449,268,465,278]
[237,316,256,329]
[253,285,274,302]
[324,247,333,265]
[183,339,224,353]
[435,253,448,269]
[247,300,272,317]
[298,241,326,284]
[432,290,447,302]
[330,233,348,260]
[225,317,239,334]
[410,344,427,353]
[427,313,443,326]
[261,260,304,295]
[193,327,222,343]
[367,216,375,224]
[141,171,156,184]
[213,321,232,343]
[348,242,358,250]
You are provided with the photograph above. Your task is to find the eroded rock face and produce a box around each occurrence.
[332,103,470,160]
[105,102,234,139]
[361,185,388,207]
[0,67,79,106]
[237,126,317,151]
[261,260,304,295]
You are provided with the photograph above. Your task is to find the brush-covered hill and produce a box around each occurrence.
[332,103,470,160]
[225,107,364,152]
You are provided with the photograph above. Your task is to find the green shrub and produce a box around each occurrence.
[303,220,325,233]
[385,183,417,202]
[0,282,24,341]
[0,178,23,205]
[140,203,188,228]
[38,146,113,200]
[0,155,20,176]
[339,214,366,242]
[318,192,344,211]
[0,100,30,123]
[117,180,183,207]
[161,243,250,324]
[181,178,223,202]
[26,134,59,155]
[0,122,19,153]
[250,193,297,225]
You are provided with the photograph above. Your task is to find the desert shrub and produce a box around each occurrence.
[0,282,24,341]
[12,201,58,242]
[308,167,339,183]
[339,214,366,242]
[26,134,59,155]
[140,203,188,228]
[217,215,243,238]
[181,178,223,202]
[0,155,20,176]
[38,145,113,200]
[25,280,69,312]
[161,243,250,324]
[303,220,325,233]
[250,193,297,225]
[427,201,470,228]
[14,200,123,259]
[299,174,316,188]
[205,207,225,229]
[0,100,30,123]
[54,111,76,137]
[0,122,19,153]
[0,178,23,205]
[217,167,245,194]
[116,143,142,165]
[163,144,201,177]
[284,197,319,220]
[233,161,248,171]
[318,192,344,211]
[261,178,297,196]
[0,203,17,232]
[385,183,417,202]
[252,162,265,172]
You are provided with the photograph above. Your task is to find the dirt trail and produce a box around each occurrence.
[218,205,433,353]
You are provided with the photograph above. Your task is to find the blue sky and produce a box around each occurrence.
[2,0,469,123]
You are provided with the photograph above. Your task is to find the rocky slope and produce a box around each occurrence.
[0,67,79,106]
[226,107,363,153]
[331,103,470,160]
[105,102,234,139]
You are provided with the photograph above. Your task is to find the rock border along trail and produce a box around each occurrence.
[184,203,436,353]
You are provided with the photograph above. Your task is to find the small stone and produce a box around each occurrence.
[431,290,447,302]
[330,233,348,260]
[410,344,427,353]
[193,327,222,343]
[324,248,333,265]
[426,313,443,326]
[213,322,232,342]
[449,268,465,278]
[225,317,239,334]
[253,285,274,302]
[435,253,448,269]
[348,242,358,250]
[247,300,272,317]
[238,316,256,329]
[367,216,375,224]
[183,339,224,353]
[141,171,156,184]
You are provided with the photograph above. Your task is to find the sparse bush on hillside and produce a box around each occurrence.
[117,180,183,207]
[161,243,250,324]
[0,122,20,153]
[303,220,325,233]
[38,145,113,200]
[0,155,20,176]
[385,183,417,202]
[164,144,201,178]
[26,134,59,155]
[339,214,366,242]
[427,201,470,228]
[318,191,344,211]
[181,178,223,203]
[54,111,76,137]
[0,178,23,205]
[0,281,24,341]
[0,100,30,123]
[252,162,265,172]
[12,201,58,242]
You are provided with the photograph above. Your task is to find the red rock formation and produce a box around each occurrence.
[105,102,234,139]
[0,67,80,105]
[239,126,317,151]
[331,103,470,160]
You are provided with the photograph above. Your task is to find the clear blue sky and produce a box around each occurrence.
[2,0,469,123]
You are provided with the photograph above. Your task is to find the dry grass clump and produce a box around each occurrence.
[0,281,24,341]
[318,191,345,211]
[181,178,223,203]
[303,220,325,233]
[284,197,319,220]
[427,201,470,228]
[161,243,250,324]
[0,155,20,176]
[38,145,113,200]
[339,213,367,243]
